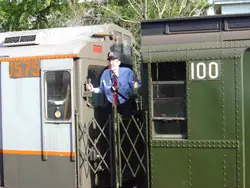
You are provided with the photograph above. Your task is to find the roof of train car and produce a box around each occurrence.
[141,13,250,23]
[0,24,128,59]
[141,13,250,37]
[140,14,250,63]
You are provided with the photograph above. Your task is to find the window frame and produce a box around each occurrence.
[43,69,72,123]
[152,80,186,121]
[87,65,108,108]
[150,62,187,139]
[122,34,132,56]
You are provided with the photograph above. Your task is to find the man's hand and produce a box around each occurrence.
[111,86,117,92]
[133,81,139,89]
[86,83,94,92]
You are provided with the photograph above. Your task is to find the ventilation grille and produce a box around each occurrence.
[3,35,37,46]
[4,36,20,43]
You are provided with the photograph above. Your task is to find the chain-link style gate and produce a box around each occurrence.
[113,113,147,188]
[75,110,147,188]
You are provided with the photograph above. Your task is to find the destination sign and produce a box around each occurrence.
[9,60,40,78]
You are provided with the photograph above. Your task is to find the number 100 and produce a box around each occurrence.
[190,62,220,80]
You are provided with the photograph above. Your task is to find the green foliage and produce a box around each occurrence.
[82,0,210,64]
[0,0,69,32]
[0,0,211,65]
[0,0,210,32]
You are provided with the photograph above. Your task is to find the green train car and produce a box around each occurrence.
[140,14,250,188]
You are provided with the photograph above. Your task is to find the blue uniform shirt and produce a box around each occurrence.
[93,67,140,104]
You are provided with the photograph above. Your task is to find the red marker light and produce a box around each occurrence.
[93,45,102,53]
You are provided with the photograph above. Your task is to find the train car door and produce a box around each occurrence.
[74,59,112,188]
[40,58,75,187]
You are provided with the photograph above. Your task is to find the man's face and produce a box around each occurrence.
[109,59,120,72]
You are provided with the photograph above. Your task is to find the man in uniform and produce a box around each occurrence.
[86,51,140,115]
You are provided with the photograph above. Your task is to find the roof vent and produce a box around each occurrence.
[3,35,37,47]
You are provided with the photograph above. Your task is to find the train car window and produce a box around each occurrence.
[88,65,107,107]
[114,31,122,52]
[151,62,187,138]
[45,71,71,121]
[123,35,132,56]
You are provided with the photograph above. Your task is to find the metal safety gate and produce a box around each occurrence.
[113,113,147,188]
[75,110,147,188]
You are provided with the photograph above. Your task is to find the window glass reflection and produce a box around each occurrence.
[45,71,71,120]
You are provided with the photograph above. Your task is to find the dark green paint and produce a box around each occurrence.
[243,50,250,188]
[222,60,236,140]
[141,42,246,63]
[151,148,237,188]
[234,59,244,188]
[141,15,250,188]
[187,60,236,140]
[188,78,223,140]
[151,148,190,188]
[191,149,236,188]
[138,14,250,188]
[151,140,239,149]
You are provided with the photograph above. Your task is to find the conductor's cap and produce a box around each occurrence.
[107,51,120,60]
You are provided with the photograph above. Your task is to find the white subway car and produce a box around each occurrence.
[0,25,144,188]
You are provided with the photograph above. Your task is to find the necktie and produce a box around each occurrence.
[113,74,119,105]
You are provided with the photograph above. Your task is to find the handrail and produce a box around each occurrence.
[74,110,81,188]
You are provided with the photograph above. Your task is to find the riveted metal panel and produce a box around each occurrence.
[141,30,250,47]
[150,50,187,63]
[147,56,154,187]
[187,59,236,140]
[223,60,236,140]
[234,58,244,188]
[186,49,224,62]
[141,14,250,188]
[234,40,250,48]
[151,148,189,188]
[187,60,223,140]
[151,140,239,149]
[141,40,250,63]
[191,149,236,188]
[150,147,237,188]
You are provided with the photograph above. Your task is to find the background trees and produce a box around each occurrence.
[0,0,210,31]
[0,0,210,64]
[81,0,210,63]
[0,0,69,31]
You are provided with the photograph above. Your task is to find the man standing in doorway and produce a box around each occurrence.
[86,51,140,116]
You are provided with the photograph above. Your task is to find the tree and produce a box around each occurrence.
[0,0,69,32]
[0,0,210,65]
[78,0,210,66]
